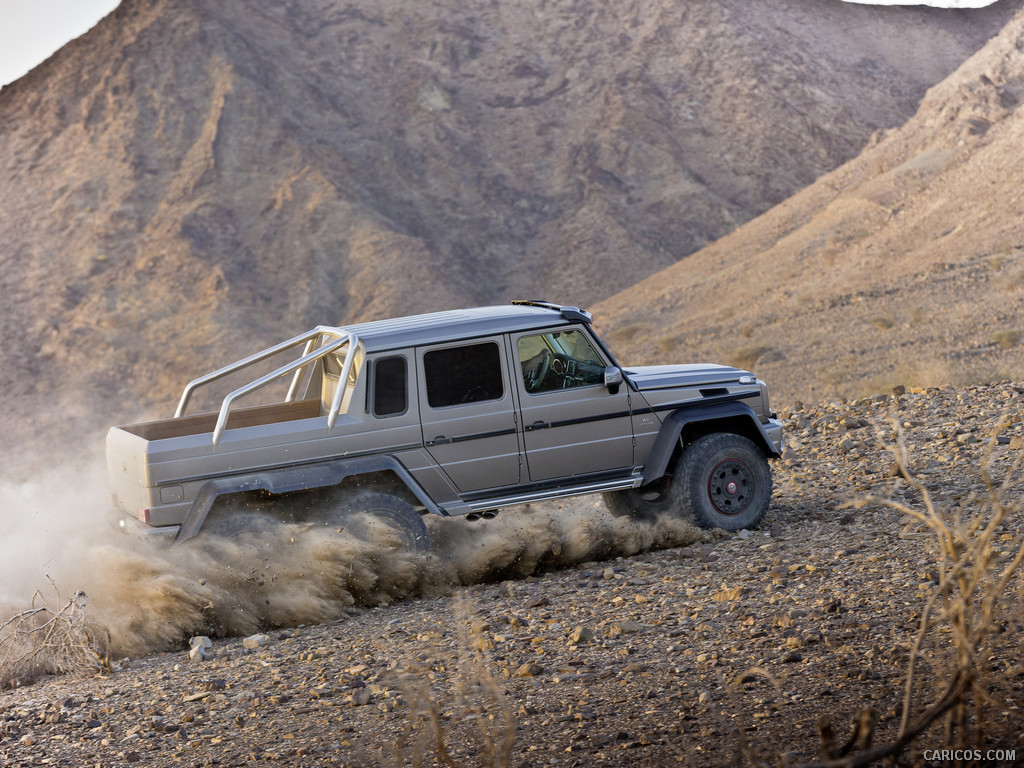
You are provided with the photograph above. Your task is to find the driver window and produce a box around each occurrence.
[517,330,605,394]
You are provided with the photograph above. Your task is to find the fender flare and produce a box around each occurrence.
[174,455,440,543]
[641,401,781,484]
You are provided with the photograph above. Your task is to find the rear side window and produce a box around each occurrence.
[373,356,407,417]
[424,342,503,408]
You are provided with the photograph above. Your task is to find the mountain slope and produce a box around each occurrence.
[0,0,1018,468]
[595,7,1024,406]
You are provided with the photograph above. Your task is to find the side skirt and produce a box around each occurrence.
[462,470,643,513]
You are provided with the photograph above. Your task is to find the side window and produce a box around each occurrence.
[518,330,605,393]
[373,356,407,417]
[424,342,503,408]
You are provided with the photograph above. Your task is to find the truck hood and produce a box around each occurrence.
[622,364,750,391]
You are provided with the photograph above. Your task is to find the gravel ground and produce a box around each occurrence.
[3,384,1024,767]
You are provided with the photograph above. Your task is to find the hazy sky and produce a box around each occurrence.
[846,0,998,4]
[0,0,1004,88]
[0,0,119,87]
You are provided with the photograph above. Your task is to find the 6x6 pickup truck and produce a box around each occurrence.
[107,301,784,549]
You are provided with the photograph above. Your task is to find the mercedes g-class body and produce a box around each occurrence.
[106,301,784,549]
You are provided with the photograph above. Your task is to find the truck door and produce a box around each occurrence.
[416,336,522,492]
[513,327,634,482]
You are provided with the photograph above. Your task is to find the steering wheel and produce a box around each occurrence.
[524,349,551,392]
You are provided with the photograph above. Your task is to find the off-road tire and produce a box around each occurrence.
[604,433,771,530]
[677,433,771,531]
[192,506,282,557]
[310,491,430,552]
[202,510,280,538]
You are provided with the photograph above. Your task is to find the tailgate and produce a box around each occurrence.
[106,426,149,516]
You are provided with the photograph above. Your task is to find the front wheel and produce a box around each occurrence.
[677,433,772,531]
[603,433,772,531]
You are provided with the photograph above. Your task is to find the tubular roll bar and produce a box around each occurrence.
[173,326,361,446]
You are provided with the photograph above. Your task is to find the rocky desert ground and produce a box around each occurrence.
[2,382,1023,767]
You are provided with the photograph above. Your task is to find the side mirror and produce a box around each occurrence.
[604,366,623,395]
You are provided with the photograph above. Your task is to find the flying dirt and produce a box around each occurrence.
[0,460,704,675]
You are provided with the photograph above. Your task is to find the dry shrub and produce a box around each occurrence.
[994,238,1015,258]
[870,315,895,330]
[804,422,1024,766]
[656,336,679,354]
[908,307,927,325]
[605,324,647,346]
[1003,268,1024,292]
[0,583,110,688]
[856,359,1014,400]
[720,420,1024,768]
[379,598,516,767]
[730,345,778,370]
[991,329,1021,349]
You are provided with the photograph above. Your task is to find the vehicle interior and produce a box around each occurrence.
[518,330,606,393]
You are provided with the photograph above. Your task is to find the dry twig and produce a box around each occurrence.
[803,419,1024,767]
[0,580,110,688]
[380,596,517,768]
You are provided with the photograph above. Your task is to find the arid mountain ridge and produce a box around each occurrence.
[595,5,1024,405]
[0,0,1021,471]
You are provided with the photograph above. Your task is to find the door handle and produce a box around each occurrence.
[525,421,550,432]
[426,436,452,446]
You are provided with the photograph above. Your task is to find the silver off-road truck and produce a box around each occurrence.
[107,301,783,549]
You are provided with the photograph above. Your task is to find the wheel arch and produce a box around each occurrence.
[641,402,780,485]
[174,455,441,543]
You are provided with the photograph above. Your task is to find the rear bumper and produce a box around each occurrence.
[109,509,180,542]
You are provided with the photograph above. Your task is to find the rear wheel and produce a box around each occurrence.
[602,476,673,522]
[202,510,280,539]
[193,503,282,557]
[309,491,430,552]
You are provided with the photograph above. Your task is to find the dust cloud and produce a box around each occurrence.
[0,461,705,670]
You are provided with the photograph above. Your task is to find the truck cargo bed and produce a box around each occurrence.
[118,398,322,441]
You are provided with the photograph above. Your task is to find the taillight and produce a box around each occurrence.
[136,508,151,523]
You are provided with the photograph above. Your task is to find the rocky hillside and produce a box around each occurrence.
[1,383,1022,766]
[596,6,1024,407]
[0,0,1018,470]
